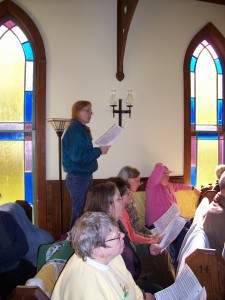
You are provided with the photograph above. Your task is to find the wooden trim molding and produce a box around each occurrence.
[116,0,139,81]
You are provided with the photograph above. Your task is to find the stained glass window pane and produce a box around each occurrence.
[0,30,24,122]
[190,40,223,188]
[0,141,24,205]
[196,48,217,125]
[0,20,34,204]
[197,138,218,186]
[218,74,223,99]
[12,26,28,43]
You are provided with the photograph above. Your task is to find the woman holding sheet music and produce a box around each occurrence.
[62,100,110,229]
[145,163,200,263]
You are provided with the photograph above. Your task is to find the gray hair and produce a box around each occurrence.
[70,211,118,260]
[117,166,140,181]
[215,164,225,179]
[219,171,225,190]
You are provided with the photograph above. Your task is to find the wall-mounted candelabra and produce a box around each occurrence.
[110,90,134,127]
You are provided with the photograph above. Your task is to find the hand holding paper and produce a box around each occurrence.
[95,124,123,146]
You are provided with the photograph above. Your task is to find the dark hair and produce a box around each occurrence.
[117,166,140,181]
[84,182,117,214]
[107,177,129,197]
[71,211,118,260]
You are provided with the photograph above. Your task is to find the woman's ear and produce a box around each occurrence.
[92,246,105,258]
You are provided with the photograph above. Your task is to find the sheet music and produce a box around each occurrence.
[155,264,206,300]
[95,124,123,146]
[151,203,181,235]
[159,216,186,250]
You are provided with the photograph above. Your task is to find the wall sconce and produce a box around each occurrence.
[48,118,70,234]
[110,90,134,127]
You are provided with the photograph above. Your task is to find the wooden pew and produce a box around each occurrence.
[185,248,225,300]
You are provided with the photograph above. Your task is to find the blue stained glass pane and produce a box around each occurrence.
[0,132,24,140]
[215,58,222,74]
[191,97,196,125]
[197,132,218,140]
[218,99,223,126]
[191,165,197,186]
[25,92,32,122]
[190,56,197,72]
[25,172,33,204]
[22,42,33,60]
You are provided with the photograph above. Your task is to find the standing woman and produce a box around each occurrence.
[62,100,110,229]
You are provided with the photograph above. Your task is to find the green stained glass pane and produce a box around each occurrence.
[197,139,218,187]
[0,30,24,122]
[0,140,24,205]
[196,48,217,125]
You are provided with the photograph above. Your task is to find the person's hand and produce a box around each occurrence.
[148,234,160,244]
[145,292,156,300]
[100,146,110,154]
[149,243,162,255]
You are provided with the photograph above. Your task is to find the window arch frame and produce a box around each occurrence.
[183,22,225,185]
[0,0,47,228]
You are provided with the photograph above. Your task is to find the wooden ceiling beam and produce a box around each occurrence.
[117,0,139,81]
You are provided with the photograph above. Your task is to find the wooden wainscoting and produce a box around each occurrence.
[46,175,184,240]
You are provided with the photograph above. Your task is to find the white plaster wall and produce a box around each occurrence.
[10,0,225,179]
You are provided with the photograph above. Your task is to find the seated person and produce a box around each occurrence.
[203,172,225,255]
[118,166,153,237]
[84,182,175,293]
[212,164,225,193]
[145,162,200,262]
[0,210,36,299]
[0,202,54,267]
[51,211,155,300]
[109,177,158,243]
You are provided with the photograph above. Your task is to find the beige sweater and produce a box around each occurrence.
[203,193,225,255]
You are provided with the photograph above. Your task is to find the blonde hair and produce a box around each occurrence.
[215,164,225,179]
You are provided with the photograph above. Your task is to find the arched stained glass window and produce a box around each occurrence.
[184,23,225,188]
[0,20,34,205]
[190,40,223,187]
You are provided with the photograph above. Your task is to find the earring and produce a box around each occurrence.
[100,253,105,259]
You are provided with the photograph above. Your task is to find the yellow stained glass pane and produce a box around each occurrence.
[196,48,217,125]
[0,30,24,122]
[197,139,218,187]
[0,141,24,205]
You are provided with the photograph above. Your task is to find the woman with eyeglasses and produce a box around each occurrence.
[118,166,153,238]
[51,211,154,300]
[62,100,110,229]
[84,182,175,296]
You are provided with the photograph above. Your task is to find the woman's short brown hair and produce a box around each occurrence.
[84,182,117,214]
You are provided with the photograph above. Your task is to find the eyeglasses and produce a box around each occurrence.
[105,232,122,242]
[116,197,123,202]
[81,109,93,114]
[123,189,131,196]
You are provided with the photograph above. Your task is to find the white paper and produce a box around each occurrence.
[151,203,181,235]
[155,264,206,300]
[159,216,187,250]
[95,124,123,146]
